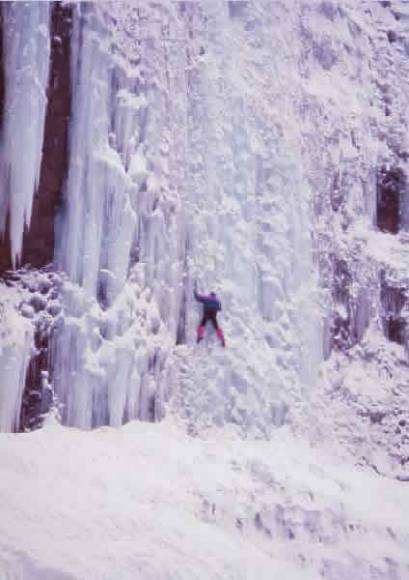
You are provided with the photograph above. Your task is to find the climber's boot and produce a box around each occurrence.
[216,328,226,347]
[197,325,205,343]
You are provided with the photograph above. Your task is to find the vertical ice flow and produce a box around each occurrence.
[0,4,50,266]
[49,1,323,430]
[52,4,185,427]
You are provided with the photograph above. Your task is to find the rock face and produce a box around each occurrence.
[0,7,4,134]
[0,1,408,476]
[377,166,406,235]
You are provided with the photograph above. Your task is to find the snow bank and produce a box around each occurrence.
[0,420,408,580]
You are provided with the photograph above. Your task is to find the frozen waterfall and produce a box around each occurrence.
[0,2,408,475]
[41,1,321,431]
[2,4,409,578]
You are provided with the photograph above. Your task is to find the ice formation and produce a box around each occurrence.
[0,0,407,474]
[0,4,50,266]
[48,1,323,431]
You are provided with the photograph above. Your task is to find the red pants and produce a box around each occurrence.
[197,312,225,346]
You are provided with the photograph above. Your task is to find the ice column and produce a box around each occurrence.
[56,5,137,304]
[52,4,178,428]
[0,4,50,266]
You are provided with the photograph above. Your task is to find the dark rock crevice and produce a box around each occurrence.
[330,256,356,352]
[21,2,73,269]
[0,5,4,133]
[176,240,190,345]
[13,3,73,431]
[376,166,406,234]
[13,268,62,431]
[380,271,407,345]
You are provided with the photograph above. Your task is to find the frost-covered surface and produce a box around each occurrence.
[0,268,64,432]
[0,419,408,580]
[0,286,33,432]
[295,227,409,479]
[0,4,50,266]
[51,273,174,428]
[52,3,186,427]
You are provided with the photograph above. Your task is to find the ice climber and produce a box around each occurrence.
[194,287,226,347]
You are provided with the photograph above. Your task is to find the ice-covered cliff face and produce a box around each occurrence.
[0,1,408,474]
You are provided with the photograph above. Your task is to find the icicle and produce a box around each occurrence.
[0,4,51,266]
[51,277,172,429]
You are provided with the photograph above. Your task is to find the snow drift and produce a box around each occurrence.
[1,419,408,580]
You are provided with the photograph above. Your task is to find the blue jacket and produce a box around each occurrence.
[194,290,221,312]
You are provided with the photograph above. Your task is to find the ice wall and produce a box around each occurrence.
[52,4,186,427]
[49,1,321,431]
[0,1,408,459]
[0,4,50,267]
[168,1,322,434]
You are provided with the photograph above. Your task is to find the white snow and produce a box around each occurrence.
[0,419,408,580]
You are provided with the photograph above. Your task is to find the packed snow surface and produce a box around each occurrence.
[0,419,409,580]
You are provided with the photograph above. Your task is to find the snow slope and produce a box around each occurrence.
[0,419,408,580]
